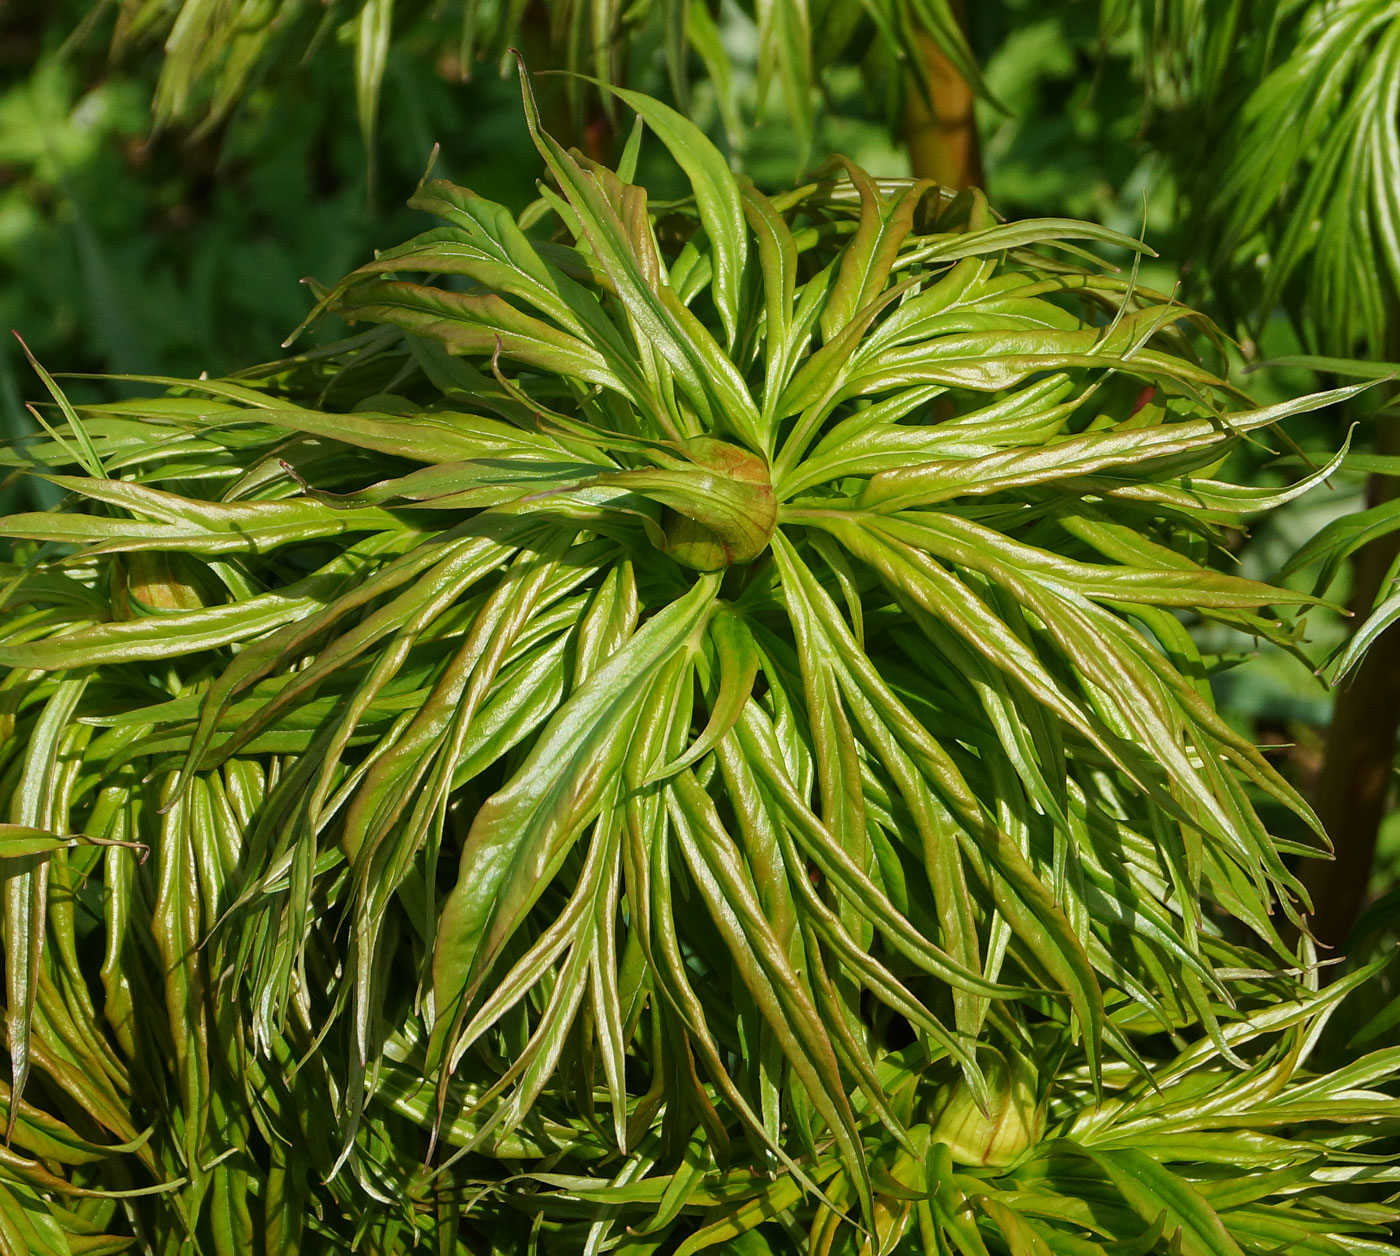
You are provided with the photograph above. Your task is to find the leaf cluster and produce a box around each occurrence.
[1113,0,1400,357]
[0,73,1396,1254]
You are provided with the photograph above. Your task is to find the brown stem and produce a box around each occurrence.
[518,3,615,163]
[1303,405,1400,950]
[902,4,984,189]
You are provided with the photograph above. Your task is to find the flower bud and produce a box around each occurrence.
[928,1048,1043,1169]
[600,436,776,571]
[112,553,209,618]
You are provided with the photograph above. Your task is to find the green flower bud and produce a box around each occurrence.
[657,437,776,571]
[586,438,776,569]
[112,553,210,618]
[928,1049,1044,1169]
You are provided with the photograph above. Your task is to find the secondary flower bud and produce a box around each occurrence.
[929,1049,1044,1168]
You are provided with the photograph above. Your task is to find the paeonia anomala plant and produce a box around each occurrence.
[1,69,1398,1255]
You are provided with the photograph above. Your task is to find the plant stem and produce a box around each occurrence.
[1304,403,1400,950]
[519,2,614,163]
[902,3,984,188]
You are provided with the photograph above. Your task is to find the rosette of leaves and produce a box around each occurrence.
[0,71,1395,1254]
[508,966,1400,1253]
